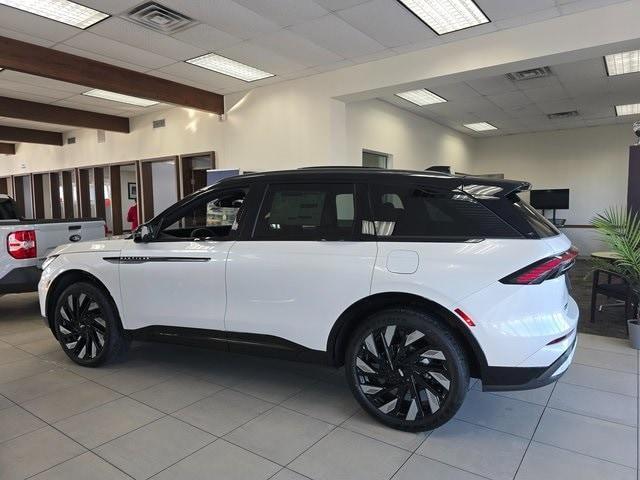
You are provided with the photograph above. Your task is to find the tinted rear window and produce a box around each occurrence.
[478,194,559,238]
[370,184,521,240]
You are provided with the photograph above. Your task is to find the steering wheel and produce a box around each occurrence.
[191,228,215,239]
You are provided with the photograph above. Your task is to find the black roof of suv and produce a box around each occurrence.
[216,166,530,198]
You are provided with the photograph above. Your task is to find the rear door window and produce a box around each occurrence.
[370,184,520,240]
[254,183,356,241]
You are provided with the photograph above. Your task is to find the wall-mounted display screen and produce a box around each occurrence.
[529,189,569,210]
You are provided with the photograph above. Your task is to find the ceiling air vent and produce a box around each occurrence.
[66,137,76,145]
[506,67,552,82]
[126,2,194,34]
[547,110,579,120]
[153,119,166,129]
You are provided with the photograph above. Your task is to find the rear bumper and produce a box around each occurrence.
[482,335,577,391]
[0,266,41,294]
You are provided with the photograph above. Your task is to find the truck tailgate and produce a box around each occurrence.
[34,220,105,260]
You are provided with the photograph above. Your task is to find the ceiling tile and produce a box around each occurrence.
[0,88,59,104]
[0,5,79,43]
[161,0,281,39]
[312,0,371,11]
[155,62,252,91]
[429,83,482,100]
[53,98,131,115]
[558,0,629,15]
[486,91,532,109]
[0,79,75,100]
[62,32,176,70]
[233,0,328,26]
[493,6,560,29]
[336,0,437,48]
[478,0,556,21]
[0,26,55,47]
[0,71,88,94]
[553,57,606,82]
[172,23,243,51]
[54,44,150,72]
[466,76,518,95]
[89,17,207,61]
[536,99,578,114]
[219,39,310,74]
[253,29,344,67]
[76,0,140,15]
[522,85,569,103]
[290,14,385,59]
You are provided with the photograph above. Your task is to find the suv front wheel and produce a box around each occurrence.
[345,308,469,431]
[52,281,128,367]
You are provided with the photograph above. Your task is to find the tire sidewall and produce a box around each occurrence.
[53,281,120,367]
[346,309,469,431]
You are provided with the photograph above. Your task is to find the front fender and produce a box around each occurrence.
[39,252,122,324]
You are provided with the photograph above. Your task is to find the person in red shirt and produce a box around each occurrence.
[127,201,138,231]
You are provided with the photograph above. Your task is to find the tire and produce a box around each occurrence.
[345,308,469,431]
[52,281,128,367]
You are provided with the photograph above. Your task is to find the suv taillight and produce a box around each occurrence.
[500,247,578,285]
[7,230,37,259]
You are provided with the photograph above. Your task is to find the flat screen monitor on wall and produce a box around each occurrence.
[529,189,570,210]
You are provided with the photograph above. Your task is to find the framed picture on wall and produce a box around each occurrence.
[128,182,137,200]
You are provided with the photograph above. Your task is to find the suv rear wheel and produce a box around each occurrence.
[345,308,469,431]
[52,282,127,367]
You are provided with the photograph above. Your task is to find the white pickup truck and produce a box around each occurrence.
[0,194,106,294]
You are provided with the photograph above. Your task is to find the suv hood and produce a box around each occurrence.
[50,237,129,256]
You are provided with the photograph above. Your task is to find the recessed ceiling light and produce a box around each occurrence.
[0,0,109,29]
[397,0,489,35]
[464,122,497,132]
[83,89,159,107]
[615,103,640,116]
[396,89,446,106]
[186,53,274,82]
[605,50,640,76]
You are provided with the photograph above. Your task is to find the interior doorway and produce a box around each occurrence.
[180,152,215,199]
[139,157,178,223]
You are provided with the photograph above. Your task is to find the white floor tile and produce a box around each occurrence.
[533,408,637,468]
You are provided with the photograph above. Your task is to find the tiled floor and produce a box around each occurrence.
[1,293,639,480]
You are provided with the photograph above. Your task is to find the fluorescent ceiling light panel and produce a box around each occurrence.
[605,50,640,76]
[464,122,497,132]
[615,103,640,116]
[83,89,159,107]
[396,88,446,106]
[186,53,274,82]
[398,0,489,35]
[0,0,109,29]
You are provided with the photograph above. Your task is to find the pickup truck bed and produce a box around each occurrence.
[1,194,106,294]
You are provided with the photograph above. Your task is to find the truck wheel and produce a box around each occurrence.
[345,308,469,431]
[52,281,127,367]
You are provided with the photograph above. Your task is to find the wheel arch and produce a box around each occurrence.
[45,269,122,334]
[327,292,487,378]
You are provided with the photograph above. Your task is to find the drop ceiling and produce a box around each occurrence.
[0,0,630,133]
[383,50,640,136]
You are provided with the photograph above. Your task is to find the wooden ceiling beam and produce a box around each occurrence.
[0,142,15,154]
[0,36,224,114]
[0,126,62,146]
[0,96,130,133]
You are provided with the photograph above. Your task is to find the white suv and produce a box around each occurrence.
[38,168,578,431]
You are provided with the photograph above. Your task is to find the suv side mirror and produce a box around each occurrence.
[133,224,153,243]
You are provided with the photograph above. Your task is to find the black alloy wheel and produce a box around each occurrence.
[346,309,469,431]
[53,282,127,366]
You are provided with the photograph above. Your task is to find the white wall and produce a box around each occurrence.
[0,107,225,177]
[472,124,636,254]
[346,99,475,172]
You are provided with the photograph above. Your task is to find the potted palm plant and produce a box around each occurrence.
[592,207,640,348]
